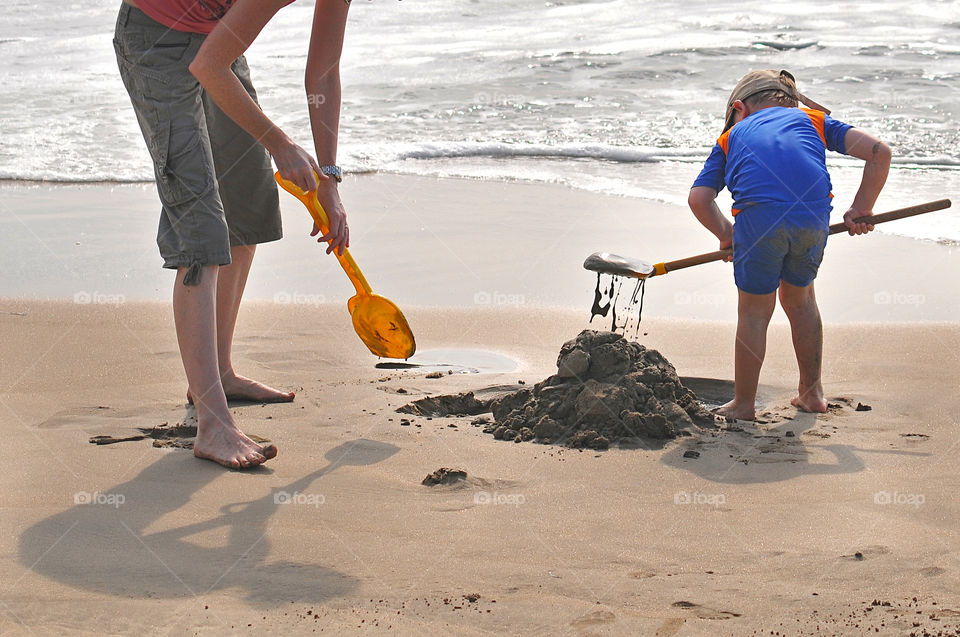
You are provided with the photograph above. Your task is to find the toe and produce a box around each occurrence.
[260,444,279,460]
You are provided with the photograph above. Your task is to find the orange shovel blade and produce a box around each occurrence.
[348,293,416,359]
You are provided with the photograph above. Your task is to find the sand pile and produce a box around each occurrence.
[400,330,715,450]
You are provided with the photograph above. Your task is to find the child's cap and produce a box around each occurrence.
[723,69,830,132]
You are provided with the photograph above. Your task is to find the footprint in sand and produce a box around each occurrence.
[671,600,741,620]
[653,617,685,636]
[627,570,657,579]
[570,609,616,631]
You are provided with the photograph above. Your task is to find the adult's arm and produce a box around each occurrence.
[188,0,350,254]
[304,0,351,254]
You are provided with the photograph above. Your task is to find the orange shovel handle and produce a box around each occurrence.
[274,172,372,297]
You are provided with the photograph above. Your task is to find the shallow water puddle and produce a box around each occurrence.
[375,348,519,374]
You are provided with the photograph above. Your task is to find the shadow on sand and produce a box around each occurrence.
[19,439,399,607]
[662,377,929,484]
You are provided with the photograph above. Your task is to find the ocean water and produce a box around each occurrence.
[2,0,960,242]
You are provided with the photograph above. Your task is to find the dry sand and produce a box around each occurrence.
[1,176,959,635]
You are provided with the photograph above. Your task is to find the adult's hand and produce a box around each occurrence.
[308,178,349,255]
[272,138,322,193]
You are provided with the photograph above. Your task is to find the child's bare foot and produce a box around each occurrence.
[791,386,828,413]
[715,399,756,421]
[187,374,295,405]
[193,420,278,469]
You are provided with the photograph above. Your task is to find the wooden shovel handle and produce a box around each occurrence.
[655,199,952,276]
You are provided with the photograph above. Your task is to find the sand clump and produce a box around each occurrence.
[400,330,715,450]
[421,468,468,486]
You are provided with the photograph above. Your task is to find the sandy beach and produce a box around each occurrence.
[2,176,959,635]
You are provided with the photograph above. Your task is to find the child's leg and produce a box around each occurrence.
[719,289,777,420]
[778,280,828,413]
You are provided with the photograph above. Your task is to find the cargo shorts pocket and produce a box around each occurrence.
[135,29,193,68]
[148,121,214,208]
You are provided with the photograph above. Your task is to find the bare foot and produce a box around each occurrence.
[715,399,756,421]
[193,420,278,469]
[791,386,828,413]
[188,374,295,405]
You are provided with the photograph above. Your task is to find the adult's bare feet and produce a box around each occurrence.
[791,385,828,413]
[193,419,278,469]
[715,399,756,422]
[187,374,295,405]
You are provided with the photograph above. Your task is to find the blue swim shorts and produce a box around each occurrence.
[732,204,829,295]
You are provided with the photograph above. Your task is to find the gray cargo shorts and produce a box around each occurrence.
[113,3,282,284]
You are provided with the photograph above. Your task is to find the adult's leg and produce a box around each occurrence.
[718,289,777,421]
[778,280,828,413]
[210,244,294,402]
[174,265,277,468]
[114,5,277,468]
[186,56,292,404]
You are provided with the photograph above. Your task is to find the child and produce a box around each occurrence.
[688,69,891,420]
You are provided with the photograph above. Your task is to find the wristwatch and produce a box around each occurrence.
[319,165,342,183]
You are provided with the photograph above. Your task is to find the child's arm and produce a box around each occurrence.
[841,129,892,235]
[688,186,734,259]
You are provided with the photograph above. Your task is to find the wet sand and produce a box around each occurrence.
[1,176,959,635]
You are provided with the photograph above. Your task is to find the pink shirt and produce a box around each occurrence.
[135,0,293,34]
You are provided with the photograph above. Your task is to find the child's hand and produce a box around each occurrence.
[718,233,734,262]
[843,207,875,236]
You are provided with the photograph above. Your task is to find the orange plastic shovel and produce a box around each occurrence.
[275,172,416,359]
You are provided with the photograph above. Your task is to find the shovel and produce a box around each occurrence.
[584,199,952,279]
[275,172,416,359]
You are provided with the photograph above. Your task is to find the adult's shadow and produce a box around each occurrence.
[19,439,398,607]
[663,377,928,484]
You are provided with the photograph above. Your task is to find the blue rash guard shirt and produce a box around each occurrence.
[693,106,852,222]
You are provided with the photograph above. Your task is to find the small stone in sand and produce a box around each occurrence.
[785,430,795,437]
[425,371,444,379]
[421,468,468,486]
[682,449,700,459]
[855,402,872,411]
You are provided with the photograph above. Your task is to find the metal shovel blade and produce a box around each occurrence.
[583,252,655,279]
